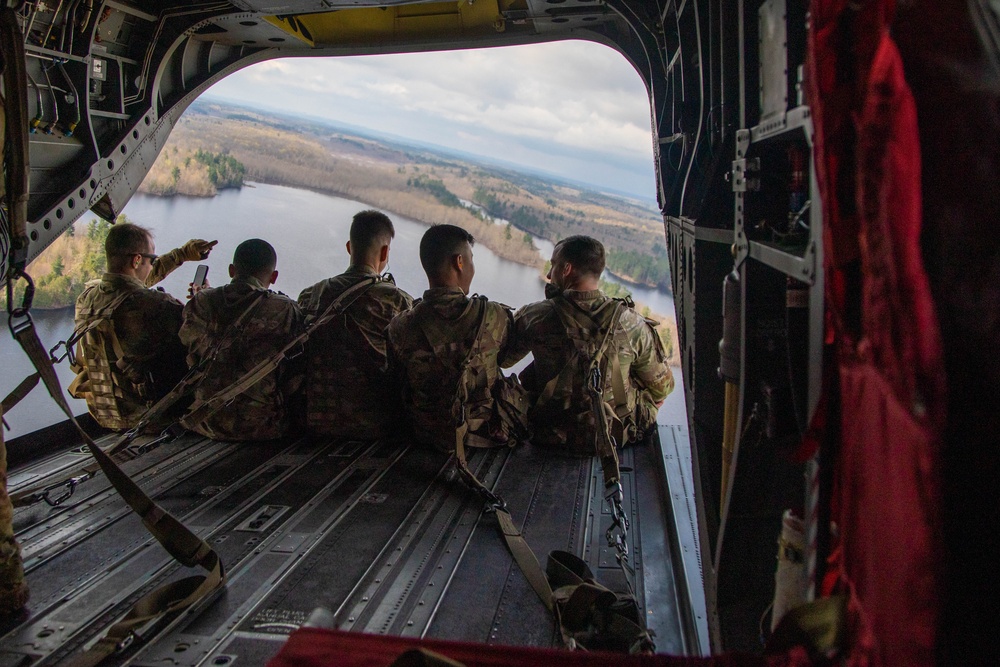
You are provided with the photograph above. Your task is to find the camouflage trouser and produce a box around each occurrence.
[0,404,29,614]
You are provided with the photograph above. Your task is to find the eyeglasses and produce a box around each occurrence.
[138,253,158,263]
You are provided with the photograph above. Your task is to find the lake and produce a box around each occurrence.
[1,183,681,440]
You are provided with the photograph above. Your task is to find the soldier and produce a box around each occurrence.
[69,222,217,431]
[387,224,527,452]
[505,235,674,452]
[297,210,413,441]
[179,239,304,441]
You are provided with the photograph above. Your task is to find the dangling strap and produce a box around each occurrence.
[9,291,269,508]
[8,312,224,666]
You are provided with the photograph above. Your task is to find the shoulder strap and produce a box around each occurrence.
[51,287,136,363]
[9,313,224,666]
[182,276,379,427]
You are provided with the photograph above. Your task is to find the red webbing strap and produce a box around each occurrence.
[10,317,224,663]
[267,627,785,667]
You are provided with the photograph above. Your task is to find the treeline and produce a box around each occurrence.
[605,248,671,290]
[139,147,245,197]
[193,149,245,189]
[1,217,115,310]
[408,175,460,207]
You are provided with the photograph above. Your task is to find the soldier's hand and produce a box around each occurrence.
[188,278,210,299]
[179,239,218,262]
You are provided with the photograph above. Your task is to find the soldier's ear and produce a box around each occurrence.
[346,240,352,256]
[228,264,236,279]
[379,244,389,264]
[270,270,279,286]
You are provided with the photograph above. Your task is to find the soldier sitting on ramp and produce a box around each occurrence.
[505,235,674,453]
[179,239,304,441]
[297,210,413,441]
[387,224,528,452]
[69,222,217,431]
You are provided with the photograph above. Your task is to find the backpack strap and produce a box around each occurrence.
[182,275,379,427]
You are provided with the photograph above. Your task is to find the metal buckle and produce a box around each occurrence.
[115,631,135,653]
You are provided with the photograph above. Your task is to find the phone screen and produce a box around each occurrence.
[193,264,209,287]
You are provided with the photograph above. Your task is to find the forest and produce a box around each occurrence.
[8,101,678,362]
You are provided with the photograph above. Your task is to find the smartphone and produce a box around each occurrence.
[193,264,209,288]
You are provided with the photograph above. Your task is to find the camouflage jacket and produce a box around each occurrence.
[71,273,187,430]
[297,267,413,440]
[387,287,517,451]
[507,289,674,449]
[179,276,304,441]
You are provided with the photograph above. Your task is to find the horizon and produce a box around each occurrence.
[201,41,660,202]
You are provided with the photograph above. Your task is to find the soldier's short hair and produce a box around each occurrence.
[105,222,153,271]
[233,239,277,278]
[420,224,475,279]
[555,235,605,278]
[350,210,395,256]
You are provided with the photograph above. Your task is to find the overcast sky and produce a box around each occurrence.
[203,40,658,202]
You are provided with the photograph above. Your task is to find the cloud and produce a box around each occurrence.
[205,40,657,198]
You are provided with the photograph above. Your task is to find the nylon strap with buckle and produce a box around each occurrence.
[8,308,224,666]
[8,291,269,508]
[443,298,652,652]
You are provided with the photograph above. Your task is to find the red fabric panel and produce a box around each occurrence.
[807,1,945,666]
[266,628,809,667]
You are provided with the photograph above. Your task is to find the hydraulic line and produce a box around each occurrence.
[41,0,66,48]
[57,60,79,135]
[40,62,58,133]
[25,71,44,133]
[59,0,82,53]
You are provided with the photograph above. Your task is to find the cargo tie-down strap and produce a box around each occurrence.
[10,276,377,509]
[447,300,653,653]
[8,290,268,508]
[8,307,224,667]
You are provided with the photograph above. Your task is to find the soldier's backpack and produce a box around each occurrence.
[530,295,633,455]
[414,295,529,453]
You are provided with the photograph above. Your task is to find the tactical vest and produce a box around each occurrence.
[531,296,635,453]
[410,296,527,449]
[301,275,398,439]
[71,283,152,430]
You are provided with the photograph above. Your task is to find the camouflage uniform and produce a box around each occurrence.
[297,267,413,441]
[387,287,522,451]
[70,274,187,430]
[507,289,674,452]
[180,276,304,441]
[0,404,28,613]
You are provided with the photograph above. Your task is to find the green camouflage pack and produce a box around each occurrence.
[387,288,524,451]
[297,269,413,441]
[71,274,187,430]
[509,289,674,451]
[180,276,304,441]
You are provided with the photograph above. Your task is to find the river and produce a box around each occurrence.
[1,183,681,440]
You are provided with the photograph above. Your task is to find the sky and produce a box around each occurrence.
[203,39,658,202]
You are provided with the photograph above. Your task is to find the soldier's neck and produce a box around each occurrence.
[348,261,380,275]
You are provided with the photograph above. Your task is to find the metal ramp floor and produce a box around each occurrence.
[1,424,703,665]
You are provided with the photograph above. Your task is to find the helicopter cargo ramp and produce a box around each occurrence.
[0,425,704,665]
